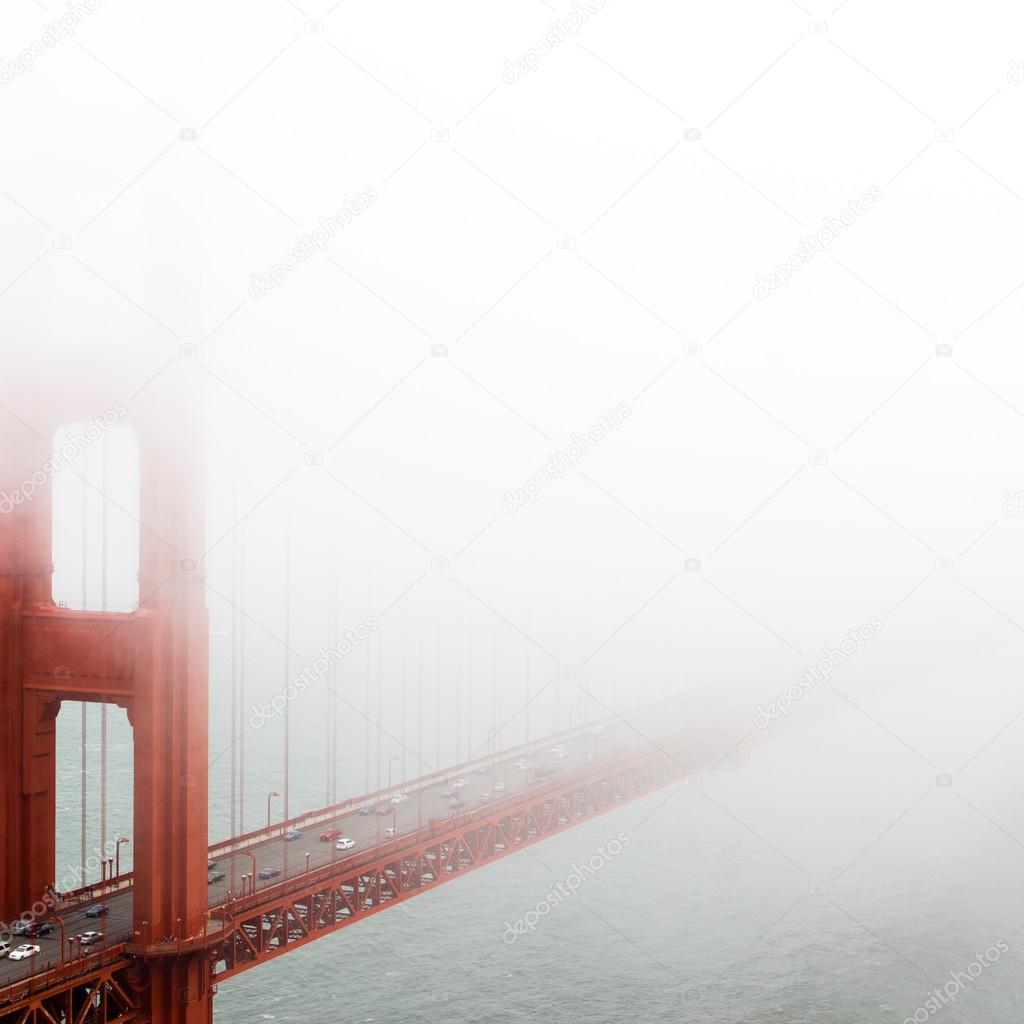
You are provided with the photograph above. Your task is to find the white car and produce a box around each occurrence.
[452,778,469,789]
[0,940,10,958]
[390,794,408,805]
[79,931,103,946]
[335,838,356,851]
[8,944,40,961]
[494,782,506,792]
[552,745,568,758]
[513,760,530,771]
[384,825,398,838]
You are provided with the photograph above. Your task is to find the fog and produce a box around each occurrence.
[3,0,1024,1019]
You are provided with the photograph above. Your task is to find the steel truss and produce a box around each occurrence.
[211,746,683,980]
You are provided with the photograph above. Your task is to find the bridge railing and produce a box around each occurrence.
[203,705,660,861]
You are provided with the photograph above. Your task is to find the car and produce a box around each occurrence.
[513,760,530,771]
[478,792,492,804]
[33,922,54,937]
[441,789,455,798]
[11,920,32,936]
[376,804,392,815]
[85,904,110,918]
[319,828,342,842]
[449,799,466,810]
[335,837,355,851]
[207,860,218,870]
[383,826,398,838]
[452,778,469,789]
[390,794,408,805]
[476,765,489,775]
[359,806,372,816]
[79,931,103,946]
[551,745,568,758]
[285,830,302,841]
[0,940,10,958]
[589,725,604,735]
[8,944,40,961]
[493,782,506,792]
[258,868,281,880]
[208,871,226,884]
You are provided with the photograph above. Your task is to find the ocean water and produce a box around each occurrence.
[53,664,1024,1022]
[205,710,1024,1024]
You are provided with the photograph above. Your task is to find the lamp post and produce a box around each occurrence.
[387,756,399,791]
[49,915,65,957]
[242,850,257,895]
[267,791,280,831]
[115,837,130,879]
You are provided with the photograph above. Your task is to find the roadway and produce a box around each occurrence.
[0,720,628,988]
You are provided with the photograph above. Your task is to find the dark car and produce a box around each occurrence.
[33,922,54,937]
[257,868,281,880]
[358,806,372,816]
[208,871,226,884]
[85,904,110,918]
[207,860,218,870]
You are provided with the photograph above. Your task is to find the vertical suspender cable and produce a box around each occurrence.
[365,581,371,794]
[326,575,334,806]
[238,525,246,835]
[283,519,291,826]
[80,447,88,879]
[400,614,406,783]
[417,633,423,776]
[434,624,440,770]
[100,439,108,868]
[230,480,239,840]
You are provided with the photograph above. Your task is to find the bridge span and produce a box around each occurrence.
[0,698,738,1022]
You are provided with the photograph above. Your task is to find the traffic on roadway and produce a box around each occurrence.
[0,716,639,988]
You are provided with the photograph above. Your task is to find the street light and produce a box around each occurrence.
[115,837,130,879]
[267,791,280,831]
[387,756,399,791]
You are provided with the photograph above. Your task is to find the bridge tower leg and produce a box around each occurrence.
[130,397,213,1022]
[0,384,214,1021]
[0,427,60,919]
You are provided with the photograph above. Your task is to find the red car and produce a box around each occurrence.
[319,828,342,842]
